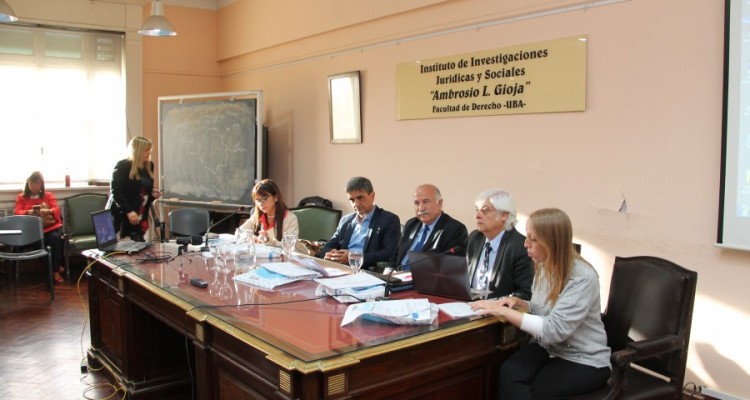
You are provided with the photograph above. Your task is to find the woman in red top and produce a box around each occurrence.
[238,179,299,248]
[14,171,65,283]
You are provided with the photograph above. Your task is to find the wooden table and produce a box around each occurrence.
[85,243,519,400]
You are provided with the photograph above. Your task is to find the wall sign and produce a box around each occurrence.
[396,35,587,120]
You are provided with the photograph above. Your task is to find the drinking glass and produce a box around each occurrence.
[282,234,297,259]
[348,250,363,274]
[219,259,235,301]
[217,243,234,274]
[203,248,221,297]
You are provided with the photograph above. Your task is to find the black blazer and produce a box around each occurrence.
[466,228,533,300]
[106,159,156,236]
[393,212,468,264]
[319,206,401,268]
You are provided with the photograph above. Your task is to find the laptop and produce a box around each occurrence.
[408,251,487,301]
[91,210,150,254]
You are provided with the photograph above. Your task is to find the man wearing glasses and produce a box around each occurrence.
[467,189,533,300]
[319,176,401,269]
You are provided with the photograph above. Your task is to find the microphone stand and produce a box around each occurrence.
[375,246,463,301]
[150,204,166,243]
[201,206,247,251]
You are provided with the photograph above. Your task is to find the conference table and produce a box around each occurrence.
[85,243,519,400]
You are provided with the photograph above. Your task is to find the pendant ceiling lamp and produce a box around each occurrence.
[138,0,177,37]
[0,0,19,23]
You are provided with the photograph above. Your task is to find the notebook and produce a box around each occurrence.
[408,251,486,301]
[91,210,150,254]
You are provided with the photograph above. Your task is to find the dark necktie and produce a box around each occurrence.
[477,242,492,290]
[412,225,429,252]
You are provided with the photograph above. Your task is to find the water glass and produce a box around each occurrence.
[348,250,363,274]
[282,234,297,258]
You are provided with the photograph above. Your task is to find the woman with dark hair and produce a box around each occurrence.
[106,136,162,241]
[471,208,611,399]
[239,179,300,249]
[14,171,65,283]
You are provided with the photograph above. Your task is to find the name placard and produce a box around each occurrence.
[396,35,587,120]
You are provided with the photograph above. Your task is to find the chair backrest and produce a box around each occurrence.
[289,205,342,242]
[0,215,45,247]
[169,207,210,238]
[64,193,108,236]
[297,196,333,209]
[603,256,697,389]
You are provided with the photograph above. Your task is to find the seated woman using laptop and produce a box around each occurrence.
[471,208,611,398]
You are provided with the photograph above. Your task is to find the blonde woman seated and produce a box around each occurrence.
[471,208,610,399]
[239,179,305,253]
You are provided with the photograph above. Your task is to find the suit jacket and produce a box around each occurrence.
[466,228,533,300]
[393,212,468,264]
[319,206,401,268]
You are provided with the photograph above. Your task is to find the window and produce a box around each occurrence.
[0,25,125,186]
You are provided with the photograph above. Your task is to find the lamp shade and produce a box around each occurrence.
[0,0,19,23]
[138,0,176,37]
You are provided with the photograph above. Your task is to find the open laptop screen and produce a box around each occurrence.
[91,210,118,249]
[408,251,475,301]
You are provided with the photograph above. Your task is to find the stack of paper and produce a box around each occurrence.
[340,299,439,326]
[437,302,480,319]
[315,273,386,303]
[233,261,319,290]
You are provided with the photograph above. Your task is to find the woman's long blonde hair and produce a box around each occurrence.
[127,136,153,180]
[529,208,579,306]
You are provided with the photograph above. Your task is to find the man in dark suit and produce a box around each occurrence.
[394,184,468,269]
[466,189,533,300]
[320,177,401,269]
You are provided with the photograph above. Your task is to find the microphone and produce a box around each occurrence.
[201,206,246,251]
[375,246,463,301]
[177,235,203,255]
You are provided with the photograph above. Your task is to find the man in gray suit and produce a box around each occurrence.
[466,189,533,300]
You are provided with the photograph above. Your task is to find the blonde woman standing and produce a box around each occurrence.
[106,136,162,241]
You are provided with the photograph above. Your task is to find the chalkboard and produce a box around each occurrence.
[158,92,263,207]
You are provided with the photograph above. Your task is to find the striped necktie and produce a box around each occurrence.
[477,242,492,290]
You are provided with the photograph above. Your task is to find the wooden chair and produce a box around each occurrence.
[571,256,698,400]
[63,193,108,280]
[0,215,54,302]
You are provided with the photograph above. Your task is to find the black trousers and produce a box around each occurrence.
[499,342,610,399]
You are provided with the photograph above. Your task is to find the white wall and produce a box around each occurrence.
[217,0,750,396]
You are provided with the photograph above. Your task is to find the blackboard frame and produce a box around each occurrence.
[157,91,263,209]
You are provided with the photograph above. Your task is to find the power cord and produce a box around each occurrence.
[683,382,703,399]
[76,255,129,400]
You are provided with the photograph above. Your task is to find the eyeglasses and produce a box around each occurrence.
[254,195,271,204]
[476,206,498,216]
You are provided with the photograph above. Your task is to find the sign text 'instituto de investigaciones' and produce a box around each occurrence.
[396,35,587,120]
